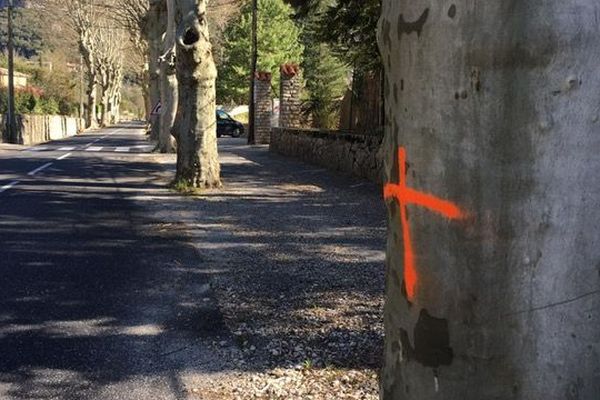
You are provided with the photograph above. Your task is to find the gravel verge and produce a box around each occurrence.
[144,139,386,399]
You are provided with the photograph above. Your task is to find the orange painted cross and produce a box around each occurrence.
[384,147,465,301]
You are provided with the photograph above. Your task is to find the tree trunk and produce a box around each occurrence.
[172,0,221,188]
[109,89,121,124]
[142,70,151,121]
[109,68,123,125]
[100,92,110,127]
[81,40,98,130]
[159,62,177,152]
[147,0,166,140]
[378,2,599,399]
[86,77,98,129]
[158,0,177,153]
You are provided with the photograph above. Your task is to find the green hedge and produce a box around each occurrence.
[0,86,76,115]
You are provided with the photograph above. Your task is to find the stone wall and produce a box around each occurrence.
[1,114,84,145]
[270,127,383,183]
[254,72,272,144]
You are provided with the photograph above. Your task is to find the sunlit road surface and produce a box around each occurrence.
[0,123,226,399]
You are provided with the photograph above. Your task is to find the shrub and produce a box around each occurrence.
[0,85,73,115]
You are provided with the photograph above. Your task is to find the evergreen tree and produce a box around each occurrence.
[0,7,43,58]
[296,0,381,74]
[217,0,303,104]
[300,1,348,129]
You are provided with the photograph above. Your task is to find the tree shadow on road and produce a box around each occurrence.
[0,140,386,398]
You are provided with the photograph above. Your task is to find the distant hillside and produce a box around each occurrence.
[0,7,43,58]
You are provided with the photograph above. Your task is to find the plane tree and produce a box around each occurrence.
[378,1,599,398]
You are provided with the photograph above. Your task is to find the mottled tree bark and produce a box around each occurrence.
[378,2,599,399]
[142,75,151,120]
[85,74,98,129]
[98,65,111,127]
[99,92,110,127]
[109,72,122,124]
[96,29,124,128]
[172,0,221,188]
[158,0,177,153]
[146,0,166,139]
[79,35,98,129]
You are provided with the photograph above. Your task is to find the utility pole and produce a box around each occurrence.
[7,0,17,144]
[247,0,258,144]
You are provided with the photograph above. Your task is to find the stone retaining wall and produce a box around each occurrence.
[1,114,84,145]
[270,127,384,183]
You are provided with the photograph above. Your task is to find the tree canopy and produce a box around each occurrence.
[299,0,348,128]
[217,0,304,104]
[0,7,43,58]
[295,0,381,73]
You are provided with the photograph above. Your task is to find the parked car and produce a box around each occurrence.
[216,110,244,138]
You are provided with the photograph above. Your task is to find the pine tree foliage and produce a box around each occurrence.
[296,0,381,73]
[217,0,304,104]
[299,1,348,129]
[0,7,43,58]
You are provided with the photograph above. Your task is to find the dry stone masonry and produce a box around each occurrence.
[279,64,302,128]
[270,128,383,183]
[254,71,272,144]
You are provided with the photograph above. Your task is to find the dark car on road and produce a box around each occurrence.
[217,110,244,138]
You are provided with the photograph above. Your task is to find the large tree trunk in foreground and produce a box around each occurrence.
[158,0,177,153]
[147,0,166,139]
[172,0,221,188]
[378,2,599,399]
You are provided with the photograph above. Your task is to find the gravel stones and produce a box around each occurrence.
[148,141,386,399]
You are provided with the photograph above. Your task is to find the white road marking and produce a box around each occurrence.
[84,128,122,148]
[58,147,75,151]
[27,162,53,176]
[85,146,103,152]
[350,183,367,188]
[0,180,19,193]
[28,146,48,152]
[115,147,130,152]
[57,152,72,160]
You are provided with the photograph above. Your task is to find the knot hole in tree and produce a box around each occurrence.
[183,27,200,45]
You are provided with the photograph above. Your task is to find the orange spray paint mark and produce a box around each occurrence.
[384,147,465,301]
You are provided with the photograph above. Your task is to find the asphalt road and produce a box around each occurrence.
[0,124,227,399]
